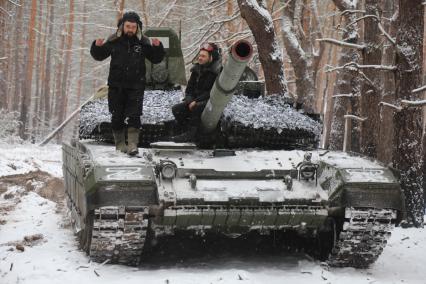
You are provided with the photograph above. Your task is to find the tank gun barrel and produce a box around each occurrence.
[201,40,253,132]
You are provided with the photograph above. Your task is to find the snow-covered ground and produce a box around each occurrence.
[0,144,425,284]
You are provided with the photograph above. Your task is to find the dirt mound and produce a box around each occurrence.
[0,170,64,204]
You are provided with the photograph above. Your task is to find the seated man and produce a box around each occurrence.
[172,43,221,142]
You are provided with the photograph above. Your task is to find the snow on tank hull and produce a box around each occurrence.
[62,141,404,267]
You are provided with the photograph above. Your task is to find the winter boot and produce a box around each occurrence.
[127,127,140,156]
[112,129,127,153]
[171,126,197,143]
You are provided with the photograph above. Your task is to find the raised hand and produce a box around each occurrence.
[151,38,161,46]
[95,38,104,46]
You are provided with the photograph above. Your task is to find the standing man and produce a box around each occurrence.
[172,43,221,142]
[90,11,164,155]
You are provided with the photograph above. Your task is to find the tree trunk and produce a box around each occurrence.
[73,1,87,136]
[117,0,125,22]
[53,30,66,128]
[237,0,288,96]
[19,0,37,139]
[42,0,54,132]
[393,0,424,227]
[281,0,315,112]
[31,0,45,140]
[12,3,23,112]
[359,0,383,157]
[0,1,8,110]
[140,0,148,26]
[377,0,397,163]
[58,0,75,131]
[328,0,361,151]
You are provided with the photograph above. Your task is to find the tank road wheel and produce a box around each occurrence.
[89,206,149,266]
[327,207,397,268]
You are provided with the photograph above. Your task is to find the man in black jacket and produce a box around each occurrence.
[172,43,221,142]
[90,11,164,155]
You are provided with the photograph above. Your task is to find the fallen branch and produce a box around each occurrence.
[0,57,8,60]
[316,38,365,50]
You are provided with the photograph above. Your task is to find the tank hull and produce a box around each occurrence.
[63,141,403,267]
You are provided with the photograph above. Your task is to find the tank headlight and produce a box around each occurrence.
[160,161,176,179]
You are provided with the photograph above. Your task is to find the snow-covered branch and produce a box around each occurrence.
[340,9,366,16]
[401,99,426,107]
[157,0,179,27]
[7,0,21,7]
[0,7,13,17]
[347,15,395,45]
[332,93,356,98]
[326,62,396,73]
[316,38,365,50]
[378,100,426,111]
[378,102,402,111]
[411,85,426,94]
[344,114,367,122]
[0,57,8,61]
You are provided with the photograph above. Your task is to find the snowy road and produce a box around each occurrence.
[0,144,425,284]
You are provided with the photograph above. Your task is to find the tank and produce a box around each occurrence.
[63,29,404,268]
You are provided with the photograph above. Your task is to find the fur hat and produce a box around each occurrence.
[116,11,143,40]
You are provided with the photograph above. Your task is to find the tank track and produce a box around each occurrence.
[328,207,396,268]
[89,206,149,266]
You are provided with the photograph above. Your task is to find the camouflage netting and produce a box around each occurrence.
[79,90,182,136]
[79,91,322,149]
[223,95,321,137]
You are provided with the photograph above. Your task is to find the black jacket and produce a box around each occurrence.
[90,35,165,89]
[184,60,221,104]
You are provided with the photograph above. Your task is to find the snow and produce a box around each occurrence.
[79,90,183,135]
[79,90,321,138]
[0,143,63,178]
[1,144,426,284]
[223,95,321,136]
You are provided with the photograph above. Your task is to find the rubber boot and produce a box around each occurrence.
[112,129,127,153]
[127,127,140,156]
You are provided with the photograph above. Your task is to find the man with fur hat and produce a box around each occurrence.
[171,42,221,142]
[90,11,164,156]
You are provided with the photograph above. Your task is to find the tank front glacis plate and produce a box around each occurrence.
[150,148,326,205]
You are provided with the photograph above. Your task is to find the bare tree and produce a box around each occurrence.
[237,0,287,96]
[281,0,315,112]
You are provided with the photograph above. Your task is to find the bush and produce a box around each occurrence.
[0,109,22,144]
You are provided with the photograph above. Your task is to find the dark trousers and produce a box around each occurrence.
[107,87,143,130]
[172,101,207,126]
